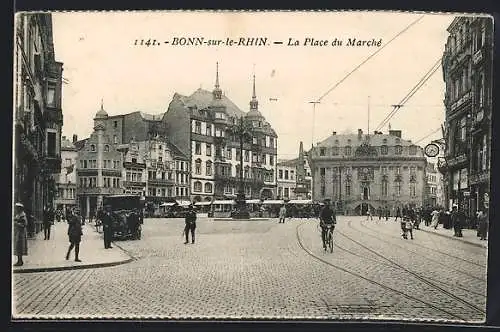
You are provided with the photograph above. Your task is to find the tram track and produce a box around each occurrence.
[359,219,487,268]
[296,222,486,322]
[347,220,486,282]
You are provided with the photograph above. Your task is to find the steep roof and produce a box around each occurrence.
[177,88,245,118]
[74,138,89,151]
[166,141,189,160]
[61,137,76,150]
[277,158,299,167]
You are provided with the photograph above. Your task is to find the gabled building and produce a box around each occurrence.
[54,135,78,212]
[14,13,63,235]
[163,63,278,202]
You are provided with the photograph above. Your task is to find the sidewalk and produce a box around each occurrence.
[418,224,488,249]
[13,221,133,273]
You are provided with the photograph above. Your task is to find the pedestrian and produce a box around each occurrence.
[366,208,373,221]
[43,204,55,240]
[66,209,83,262]
[395,207,401,222]
[377,207,382,220]
[477,208,489,240]
[13,202,28,266]
[184,204,197,244]
[451,205,465,237]
[279,204,287,223]
[430,209,440,229]
[101,205,114,249]
[384,206,389,221]
[404,216,414,240]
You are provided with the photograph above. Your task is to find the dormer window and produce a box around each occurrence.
[320,148,326,156]
[90,144,96,152]
[215,112,226,119]
[382,138,387,144]
[395,145,403,155]
[104,145,110,152]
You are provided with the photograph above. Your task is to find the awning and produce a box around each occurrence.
[212,200,236,205]
[245,199,262,204]
[160,202,176,207]
[262,200,284,204]
[194,201,212,206]
[288,199,313,204]
[176,200,192,206]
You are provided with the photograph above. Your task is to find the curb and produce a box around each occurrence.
[13,257,135,274]
[212,218,270,221]
[418,227,487,249]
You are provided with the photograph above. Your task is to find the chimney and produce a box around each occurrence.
[332,131,337,136]
[73,134,78,143]
[389,130,402,138]
[357,129,363,139]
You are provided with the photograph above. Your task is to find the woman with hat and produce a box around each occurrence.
[13,202,28,266]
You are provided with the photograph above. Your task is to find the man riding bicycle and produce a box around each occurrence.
[319,199,336,250]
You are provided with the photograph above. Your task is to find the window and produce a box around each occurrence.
[226,148,232,159]
[279,169,283,179]
[396,167,401,175]
[320,167,326,176]
[410,166,416,176]
[195,142,201,155]
[460,117,467,141]
[395,181,401,196]
[332,147,339,155]
[270,137,274,148]
[381,145,388,155]
[244,167,249,178]
[194,181,202,192]
[114,121,118,128]
[65,158,71,167]
[195,121,201,134]
[284,188,289,198]
[269,155,274,165]
[285,170,289,180]
[395,145,403,155]
[320,184,326,197]
[383,138,387,144]
[290,170,294,180]
[382,180,388,197]
[104,145,110,152]
[158,156,163,162]
[90,144,96,152]
[195,160,201,175]
[344,146,352,155]
[410,183,416,197]
[278,187,283,198]
[206,125,212,136]
[46,131,57,157]
[320,148,326,156]
[204,182,213,193]
[244,151,249,162]
[381,166,388,174]
[113,135,118,144]
[206,143,212,156]
[46,83,56,107]
[409,146,417,155]
[206,161,212,176]
[262,154,267,165]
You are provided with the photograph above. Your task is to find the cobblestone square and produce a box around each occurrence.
[13,217,487,323]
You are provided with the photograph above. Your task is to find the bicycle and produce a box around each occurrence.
[319,223,335,253]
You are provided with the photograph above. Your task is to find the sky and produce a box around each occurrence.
[51,11,457,159]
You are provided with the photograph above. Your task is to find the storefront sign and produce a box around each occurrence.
[460,168,468,189]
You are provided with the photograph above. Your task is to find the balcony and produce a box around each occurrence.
[122,181,146,188]
[447,154,468,168]
[450,91,472,113]
[78,187,124,195]
[148,178,175,186]
[213,117,228,125]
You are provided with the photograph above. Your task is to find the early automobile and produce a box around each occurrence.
[102,194,144,240]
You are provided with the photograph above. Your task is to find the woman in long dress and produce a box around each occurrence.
[430,209,440,229]
[14,202,28,266]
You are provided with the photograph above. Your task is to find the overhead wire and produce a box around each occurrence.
[314,15,426,103]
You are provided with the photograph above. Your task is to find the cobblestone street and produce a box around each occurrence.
[13,217,487,322]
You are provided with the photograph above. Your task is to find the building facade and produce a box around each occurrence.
[277,160,297,200]
[118,136,190,203]
[309,129,427,215]
[14,13,63,234]
[75,104,124,218]
[276,141,313,200]
[163,64,278,202]
[440,16,492,215]
[54,135,78,211]
[425,161,444,207]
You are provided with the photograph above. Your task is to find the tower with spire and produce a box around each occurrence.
[210,62,227,116]
[245,71,264,127]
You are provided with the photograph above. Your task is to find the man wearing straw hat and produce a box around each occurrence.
[13,202,28,266]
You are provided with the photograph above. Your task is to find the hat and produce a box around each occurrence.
[15,202,24,208]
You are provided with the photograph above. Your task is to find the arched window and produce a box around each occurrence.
[204,182,213,193]
[90,144,96,152]
[382,138,387,144]
[104,145,110,152]
[113,135,118,144]
[195,159,202,175]
[193,181,202,192]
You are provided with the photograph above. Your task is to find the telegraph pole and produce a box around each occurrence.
[309,101,320,147]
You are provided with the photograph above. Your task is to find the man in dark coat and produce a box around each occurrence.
[395,207,401,222]
[184,204,197,244]
[319,200,336,250]
[43,205,55,240]
[451,205,465,237]
[66,209,83,262]
[102,205,114,249]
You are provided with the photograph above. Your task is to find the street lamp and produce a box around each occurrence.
[227,116,255,219]
[309,101,320,147]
